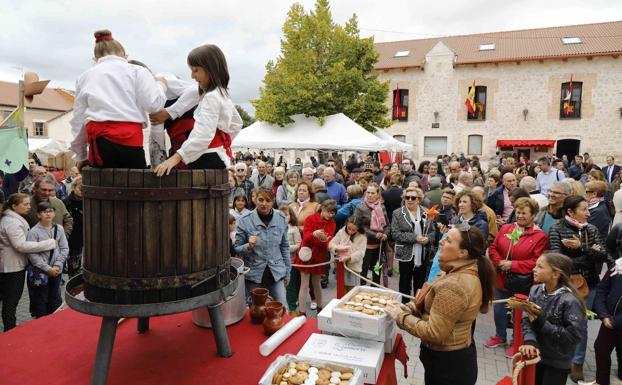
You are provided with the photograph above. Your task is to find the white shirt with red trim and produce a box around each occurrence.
[176,89,242,166]
[69,55,167,161]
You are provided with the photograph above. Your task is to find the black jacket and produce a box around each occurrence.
[603,164,621,183]
[63,192,83,255]
[485,186,507,216]
[549,218,608,287]
[452,210,489,240]
[390,206,436,263]
[381,187,403,224]
[588,200,611,241]
[594,268,622,329]
[522,284,587,369]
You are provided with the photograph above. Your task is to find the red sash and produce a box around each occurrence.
[86,121,143,166]
[208,129,233,160]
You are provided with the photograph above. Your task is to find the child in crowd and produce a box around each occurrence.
[228,214,237,258]
[70,29,168,169]
[155,44,242,175]
[328,215,367,293]
[230,193,251,220]
[279,204,302,315]
[519,252,587,385]
[26,202,69,318]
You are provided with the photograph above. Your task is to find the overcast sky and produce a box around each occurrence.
[1,0,620,113]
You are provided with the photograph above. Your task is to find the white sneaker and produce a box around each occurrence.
[310,302,318,310]
[578,381,598,385]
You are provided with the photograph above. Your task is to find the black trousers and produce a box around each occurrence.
[419,343,477,385]
[361,248,381,284]
[28,275,62,318]
[93,137,147,169]
[0,270,26,332]
[398,259,427,304]
[534,363,569,385]
[187,152,226,170]
[594,323,622,385]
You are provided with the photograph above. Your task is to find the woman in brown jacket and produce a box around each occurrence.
[385,225,496,385]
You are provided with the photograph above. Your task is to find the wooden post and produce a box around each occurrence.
[336,260,345,299]
[512,293,536,385]
[18,80,25,136]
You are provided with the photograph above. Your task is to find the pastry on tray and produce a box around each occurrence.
[338,290,398,316]
[271,361,353,385]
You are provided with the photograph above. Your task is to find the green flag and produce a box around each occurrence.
[0,127,29,174]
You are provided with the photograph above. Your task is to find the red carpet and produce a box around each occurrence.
[0,309,403,385]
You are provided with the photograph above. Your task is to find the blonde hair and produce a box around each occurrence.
[585,180,608,197]
[512,197,539,215]
[563,178,586,197]
[93,29,126,59]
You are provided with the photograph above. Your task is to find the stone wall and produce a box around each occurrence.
[377,43,622,163]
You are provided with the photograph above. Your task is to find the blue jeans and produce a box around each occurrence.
[245,279,288,314]
[573,289,596,365]
[494,288,514,341]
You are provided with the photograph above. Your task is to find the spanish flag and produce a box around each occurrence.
[563,75,574,116]
[465,81,476,114]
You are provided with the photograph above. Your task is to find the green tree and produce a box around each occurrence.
[252,0,389,131]
[235,104,256,128]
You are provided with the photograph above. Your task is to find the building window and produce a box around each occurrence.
[34,122,45,137]
[479,43,495,51]
[467,86,486,121]
[424,136,447,156]
[392,89,408,121]
[468,135,483,155]
[393,135,406,143]
[560,81,582,119]
[394,50,410,57]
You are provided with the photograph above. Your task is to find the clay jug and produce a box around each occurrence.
[263,301,285,336]
[250,288,271,324]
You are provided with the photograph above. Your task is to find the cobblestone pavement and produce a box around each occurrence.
[2,272,621,385]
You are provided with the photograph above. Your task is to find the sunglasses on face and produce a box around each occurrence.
[404,195,419,201]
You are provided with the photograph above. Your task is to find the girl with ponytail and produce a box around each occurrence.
[519,252,587,385]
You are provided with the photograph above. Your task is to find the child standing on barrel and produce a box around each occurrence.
[155,44,242,175]
[70,29,168,169]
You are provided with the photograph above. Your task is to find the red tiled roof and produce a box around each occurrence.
[0,81,74,112]
[375,20,622,70]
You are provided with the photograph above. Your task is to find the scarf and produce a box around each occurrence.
[365,195,386,232]
[588,196,605,210]
[296,198,310,216]
[407,208,424,267]
[285,183,297,200]
[565,215,587,230]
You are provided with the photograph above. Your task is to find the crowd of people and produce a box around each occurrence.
[1,27,622,385]
[227,150,622,385]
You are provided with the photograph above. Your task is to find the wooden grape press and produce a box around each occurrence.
[65,168,239,385]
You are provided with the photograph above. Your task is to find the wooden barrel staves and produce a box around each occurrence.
[81,168,231,304]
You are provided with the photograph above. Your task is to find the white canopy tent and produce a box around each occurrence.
[28,138,69,159]
[232,113,390,151]
[372,129,413,154]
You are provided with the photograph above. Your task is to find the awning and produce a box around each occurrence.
[496,140,556,148]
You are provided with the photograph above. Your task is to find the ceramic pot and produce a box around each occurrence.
[249,288,272,324]
[262,301,285,336]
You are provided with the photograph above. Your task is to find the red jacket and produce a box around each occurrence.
[488,223,549,289]
[294,213,336,274]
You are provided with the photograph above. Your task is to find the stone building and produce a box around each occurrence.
[374,21,622,162]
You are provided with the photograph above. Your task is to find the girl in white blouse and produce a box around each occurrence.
[155,44,242,175]
[70,29,167,169]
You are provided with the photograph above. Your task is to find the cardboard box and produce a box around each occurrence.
[317,298,340,334]
[385,326,397,354]
[331,286,400,342]
[298,333,384,384]
[258,353,364,385]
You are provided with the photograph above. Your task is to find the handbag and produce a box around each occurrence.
[502,228,533,295]
[570,273,589,298]
[26,225,57,288]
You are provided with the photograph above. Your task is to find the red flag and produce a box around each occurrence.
[393,84,400,119]
[465,81,476,114]
[563,75,574,116]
